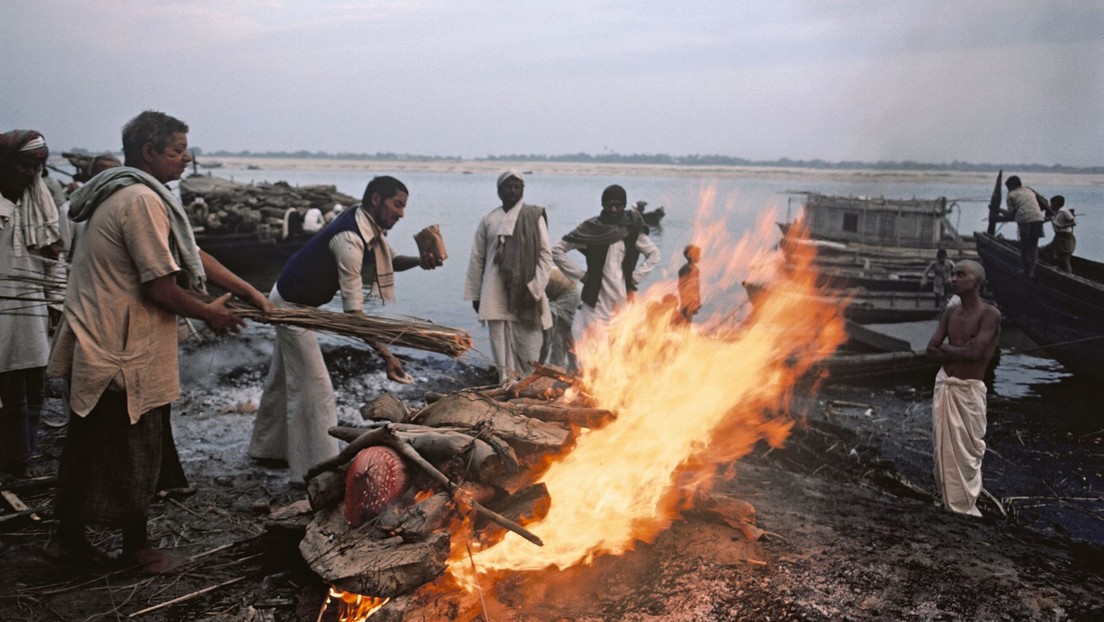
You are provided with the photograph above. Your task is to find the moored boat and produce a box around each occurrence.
[743,281,945,324]
[974,232,1104,378]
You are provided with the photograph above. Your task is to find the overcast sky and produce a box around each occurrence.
[2,1,1101,166]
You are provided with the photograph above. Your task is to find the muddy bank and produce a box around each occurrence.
[1,331,1102,621]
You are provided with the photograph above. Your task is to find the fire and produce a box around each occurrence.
[449,188,846,587]
[323,587,390,621]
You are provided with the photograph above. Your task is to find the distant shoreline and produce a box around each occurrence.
[194,156,1104,189]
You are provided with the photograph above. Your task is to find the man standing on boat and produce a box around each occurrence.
[997,175,1048,277]
[464,170,553,380]
[251,175,442,486]
[1048,195,1076,274]
[553,184,660,343]
[925,260,1001,516]
[46,110,272,571]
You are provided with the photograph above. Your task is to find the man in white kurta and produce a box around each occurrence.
[464,170,553,380]
[925,260,1001,516]
[552,184,660,341]
[0,130,59,476]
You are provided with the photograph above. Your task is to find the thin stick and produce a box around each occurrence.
[466,543,490,622]
[127,576,244,618]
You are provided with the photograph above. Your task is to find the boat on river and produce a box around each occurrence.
[743,281,944,324]
[974,232,1104,378]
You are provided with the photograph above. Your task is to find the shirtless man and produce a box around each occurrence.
[925,260,1001,516]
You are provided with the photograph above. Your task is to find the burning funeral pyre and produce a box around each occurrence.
[268,196,849,621]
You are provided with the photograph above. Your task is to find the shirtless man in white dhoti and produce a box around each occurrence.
[925,260,1001,516]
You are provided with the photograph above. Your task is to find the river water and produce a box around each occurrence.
[192,161,1104,407]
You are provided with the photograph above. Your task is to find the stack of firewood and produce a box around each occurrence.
[267,364,615,599]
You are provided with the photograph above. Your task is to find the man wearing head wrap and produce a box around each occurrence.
[925,260,1000,516]
[463,170,553,380]
[552,184,660,341]
[0,130,60,478]
[45,111,271,572]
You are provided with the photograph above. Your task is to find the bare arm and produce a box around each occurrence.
[141,274,244,334]
[199,250,273,313]
[392,255,423,272]
[925,308,952,361]
[936,306,1001,362]
[347,309,414,383]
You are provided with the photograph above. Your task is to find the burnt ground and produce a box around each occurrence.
[1,329,1102,621]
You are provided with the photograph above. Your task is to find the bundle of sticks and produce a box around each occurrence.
[197,293,474,357]
[0,271,472,358]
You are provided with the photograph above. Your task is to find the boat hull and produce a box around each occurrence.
[975,233,1104,378]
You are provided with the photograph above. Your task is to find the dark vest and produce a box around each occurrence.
[580,217,646,308]
[276,206,368,307]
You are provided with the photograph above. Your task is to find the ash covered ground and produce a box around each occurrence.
[1,327,1102,621]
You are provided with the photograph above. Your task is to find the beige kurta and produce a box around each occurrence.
[47,185,182,423]
[463,203,553,379]
[0,195,51,375]
[932,368,988,516]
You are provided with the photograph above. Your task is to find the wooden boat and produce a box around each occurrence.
[974,233,1104,378]
[811,349,938,383]
[633,202,665,227]
[743,281,944,324]
[641,206,665,227]
[781,193,971,251]
[196,230,313,276]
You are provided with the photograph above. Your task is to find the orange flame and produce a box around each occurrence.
[324,587,389,621]
[450,189,845,588]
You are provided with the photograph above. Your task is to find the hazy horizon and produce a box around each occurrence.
[4,1,1102,168]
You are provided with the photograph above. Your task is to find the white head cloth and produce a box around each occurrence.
[497,169,524,187]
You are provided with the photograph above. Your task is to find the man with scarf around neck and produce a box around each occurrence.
[45,111,272,573]
[552,184,661,343]
[464,170,553,380]
[0,130,60,479]
[251,175,442,487]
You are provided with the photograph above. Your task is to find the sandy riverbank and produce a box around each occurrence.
[1,329,1101,620]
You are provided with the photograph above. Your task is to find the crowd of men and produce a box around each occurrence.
[0,112,679,572]
[1,111,1074,572]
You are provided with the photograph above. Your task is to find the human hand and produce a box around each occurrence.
[385,356,414,384]
[203,292,246,335]
[472,300,480,313]
[419,250,444,270]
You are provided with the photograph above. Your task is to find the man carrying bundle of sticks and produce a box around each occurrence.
[45,110,273,572]
[250,175,443,487]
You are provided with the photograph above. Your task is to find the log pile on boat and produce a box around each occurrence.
[176,175,358,273]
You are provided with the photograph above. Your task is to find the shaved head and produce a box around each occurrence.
[957,259,985,281]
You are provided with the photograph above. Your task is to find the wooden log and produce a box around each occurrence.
[485,483,550,526]
[500,402,615,428]
[361,393,410,422]
[300,505,450,597]
[307,469,346,511]
[0,475,56,494]
[1,490,39,521]
[413,393,570,454]
[328,425,512,484]
[378,491,455,542]
[313,424,543,547]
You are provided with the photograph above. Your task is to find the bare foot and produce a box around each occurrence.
[116,547,184,574]
[42,536,112,567]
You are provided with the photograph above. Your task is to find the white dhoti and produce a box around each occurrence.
[250,287,339,484]
[932,368,988,516]
[487,320,544,381]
